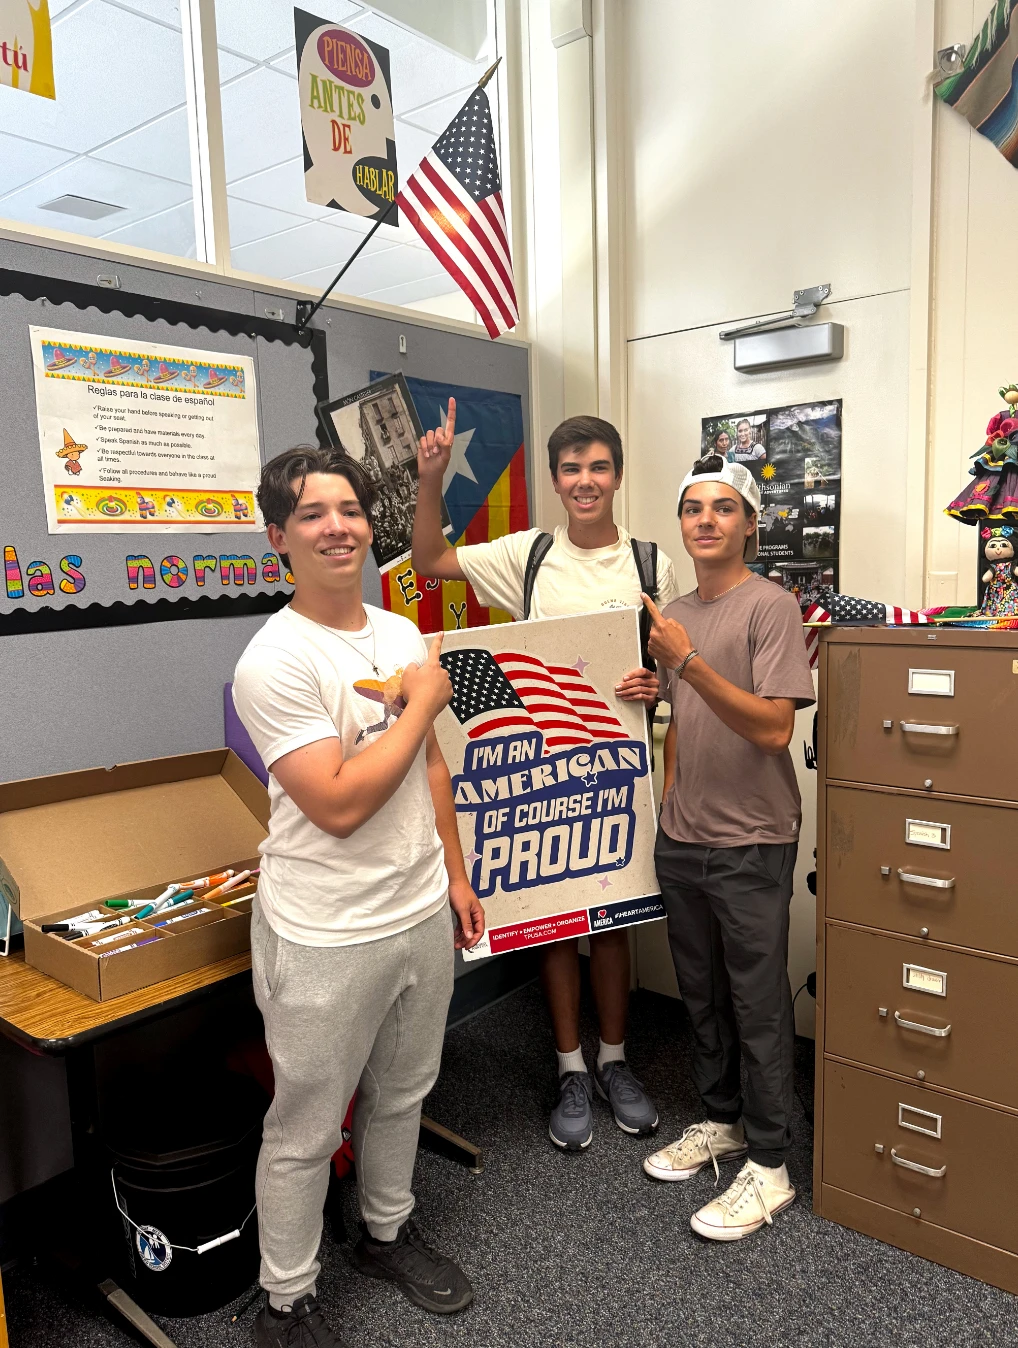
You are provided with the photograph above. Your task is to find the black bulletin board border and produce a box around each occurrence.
[0,268,329,637]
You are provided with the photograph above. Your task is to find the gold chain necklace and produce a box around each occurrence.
[697,571,753,604]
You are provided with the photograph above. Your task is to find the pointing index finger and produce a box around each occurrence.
[640,592,664,623]
[429,630,445,661]
[445,397,456,439]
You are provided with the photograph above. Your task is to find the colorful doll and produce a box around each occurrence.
[978,525,1018,617]
[946,385,1018,521]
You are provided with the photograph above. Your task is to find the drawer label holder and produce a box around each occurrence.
[903,963,947,997]
[908,668,955,697]
[898,1103,943,1139]
[905,818,951,849]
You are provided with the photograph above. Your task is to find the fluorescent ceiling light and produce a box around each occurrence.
[39,195,127,220]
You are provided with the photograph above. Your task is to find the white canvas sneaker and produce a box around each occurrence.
[642,1119,748,1182]
[690,1160,796,1241]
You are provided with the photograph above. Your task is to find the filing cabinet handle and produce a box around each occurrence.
[897,869,955,889]
[890,1148,947,1178]
[894,1011,951,1037]
[899,721,959,736]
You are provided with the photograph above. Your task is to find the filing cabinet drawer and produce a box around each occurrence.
[825,786,1018,956]
[825,925,1018,1109]
[825,643,1018,798]
[823,1059,1018,1253]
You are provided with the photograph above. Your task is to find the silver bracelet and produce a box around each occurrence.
[674,648,699,680]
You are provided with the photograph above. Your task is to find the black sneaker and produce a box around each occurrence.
[594,1059,659,1136]
[253,1294,350,1347]
[350,1219,473,1314]
[549,1070,593,1150]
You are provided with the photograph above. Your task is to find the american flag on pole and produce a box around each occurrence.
[440,649,627,751]
[802,600,830,670]
[397,84,519,340]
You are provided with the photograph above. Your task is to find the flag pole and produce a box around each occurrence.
[294,57,503,334]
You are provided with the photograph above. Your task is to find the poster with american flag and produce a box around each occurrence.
[428,609,663,960]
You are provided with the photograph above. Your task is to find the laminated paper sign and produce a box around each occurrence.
[429,609,664,960]
[31,326,262,533]
[0,0,55,100]
[295,7,397,219]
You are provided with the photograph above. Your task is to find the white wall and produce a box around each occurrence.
[620,0,927,1033]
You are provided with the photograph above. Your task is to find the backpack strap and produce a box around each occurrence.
[522,532,555,620]
[630,538,659,670]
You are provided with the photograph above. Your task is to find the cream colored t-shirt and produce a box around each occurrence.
[232,605,448,947]
[457,523,677,621]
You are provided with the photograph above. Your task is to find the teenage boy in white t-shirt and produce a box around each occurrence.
[233,447,485,1348]
[412,407,677,1152]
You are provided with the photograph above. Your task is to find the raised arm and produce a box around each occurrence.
[411,396,466,582]
[641,594,795,756]
[271,635,454,838]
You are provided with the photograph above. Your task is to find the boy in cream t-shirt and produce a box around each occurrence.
[412,410,676,1153]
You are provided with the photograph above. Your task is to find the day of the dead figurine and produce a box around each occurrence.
[945,383,1018,521]
[978,525,1018,617]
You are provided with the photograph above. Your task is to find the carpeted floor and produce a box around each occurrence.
[6,981,1018,1348]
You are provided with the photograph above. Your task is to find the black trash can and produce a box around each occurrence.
[101,1070,268,1317]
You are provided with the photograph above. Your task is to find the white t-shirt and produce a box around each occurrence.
[457,523,678,622]
[232,604,448,948]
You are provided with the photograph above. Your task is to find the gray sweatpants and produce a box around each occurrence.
[251,898,454,1302]
[654,832,797,1167]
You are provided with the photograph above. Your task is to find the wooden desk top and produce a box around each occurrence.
[0,947,252,1053]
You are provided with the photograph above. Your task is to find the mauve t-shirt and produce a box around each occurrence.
[658,574,816,848]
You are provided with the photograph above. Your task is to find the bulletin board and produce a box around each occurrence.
[0,265,329,635]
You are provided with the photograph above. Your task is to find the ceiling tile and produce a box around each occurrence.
[227,196,311,247]
[91,104,191,183]
[289,237,444,292]
[363,274,467,305]
[0,1,188,154]
[346,14,483,117]
[0,133,76,194]
[221,66,304,183]
[0,157,191,235]
[101,198,196,256]
[215,0,362,63]
[229,217,393,279]
[400,84,476,134]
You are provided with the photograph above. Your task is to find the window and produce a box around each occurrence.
[0,0,198,259]
[215,0,499,320]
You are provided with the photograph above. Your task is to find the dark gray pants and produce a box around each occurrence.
[654,832,797,1167]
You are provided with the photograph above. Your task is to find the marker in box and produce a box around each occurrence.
[152,888,194,915]
[43,907,109,931]
[99,937,160,958]
[205,870,258,901]
[154,906,211,928]
[89,925,146,948]
[185,870,235,890]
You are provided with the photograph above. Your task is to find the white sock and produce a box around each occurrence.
[597,1039,625,1069]
[749,1159,790,1187]
[711,1118,743,1139]
[557,1047,587,1076]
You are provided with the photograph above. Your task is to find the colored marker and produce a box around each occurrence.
[100,936,160,957]
[43,907,109,931]
[89,925,146,947]
[204,869,257,901]
[184,870,235,890]
[154,906,211,928]
[152,888,194,915]
[221,892,254,908]
[56,929,87,940]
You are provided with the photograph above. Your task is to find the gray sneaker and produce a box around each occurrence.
[594,1060,659,1136]
[549,1070,593,1150]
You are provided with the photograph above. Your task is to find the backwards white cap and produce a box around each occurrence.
[677,457,762,562]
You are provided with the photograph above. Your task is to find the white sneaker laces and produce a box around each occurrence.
[662,1122,722,1182]
[717,1166,774,1226]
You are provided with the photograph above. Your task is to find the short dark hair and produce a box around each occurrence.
[257,446,375,564]
[547,416,623,477]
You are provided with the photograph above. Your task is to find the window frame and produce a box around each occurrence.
[0,0,525,345]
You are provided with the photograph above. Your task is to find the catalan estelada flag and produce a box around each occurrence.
[373,373,528,633]
[936,1,1018,165]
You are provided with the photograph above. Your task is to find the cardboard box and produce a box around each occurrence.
[0,749,269,1000]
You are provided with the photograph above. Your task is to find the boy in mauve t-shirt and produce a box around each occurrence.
[640,454,815,1242]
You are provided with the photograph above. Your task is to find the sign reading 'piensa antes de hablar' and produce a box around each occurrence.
[429,609,664,960]
[295,7,398,219]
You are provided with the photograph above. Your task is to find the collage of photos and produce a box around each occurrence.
[700,400,842,613]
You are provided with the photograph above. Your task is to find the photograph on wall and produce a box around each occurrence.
[31,326,262,534]
[701,399,842,612]
[295,7,398,220]
[318,372,451,573]
[428,608,664,962]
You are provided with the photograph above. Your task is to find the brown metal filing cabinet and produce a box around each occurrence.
[815,627,1018,1294]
